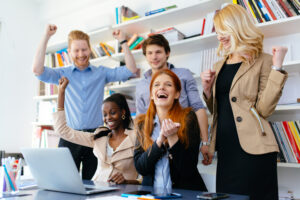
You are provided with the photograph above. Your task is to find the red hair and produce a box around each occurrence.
[135,69,191,151]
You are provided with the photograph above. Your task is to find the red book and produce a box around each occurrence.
[278,0,294,17]
[201,18,206,36]
[282,121,300,163]
[261,0,277,20]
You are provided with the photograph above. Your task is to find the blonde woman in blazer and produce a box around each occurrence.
[201,4,288,200]
[53,77,138,184]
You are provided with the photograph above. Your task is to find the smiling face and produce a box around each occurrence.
[216,30,231,50]
[145,44,169,73]
[68,40,91,70]
[151,73,180,110]
[102,101,125,130]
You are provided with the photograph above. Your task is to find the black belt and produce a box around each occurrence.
[79,128,96,133]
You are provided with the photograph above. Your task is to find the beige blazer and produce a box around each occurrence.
[53,111,138,182]
[204,53,288,155]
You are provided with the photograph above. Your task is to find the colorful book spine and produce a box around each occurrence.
[145,5,177,16]
[129,37,144,50]
[261,0,277,20]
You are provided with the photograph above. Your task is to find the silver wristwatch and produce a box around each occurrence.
[202,141,210,146]
[272,65,284,72]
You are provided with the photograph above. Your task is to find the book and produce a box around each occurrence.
[270,122,289,162]
[256,0,272,21]
[150,27,185,43]
[145,5,177,16]
[248,0,264,22]
[275,122,297,163]
[120,6,140,23]
[255,0,271,21]
[129,37,144,50]
[100,43,111,56]
[127,33,139,47]
[262,0,277,20]
[286,0,300,15]
[282,121,300,163]
[278,0,295,17]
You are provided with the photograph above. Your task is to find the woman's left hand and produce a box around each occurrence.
[108,172,126,184]
[161,119,180,138]
[272,46,288,69]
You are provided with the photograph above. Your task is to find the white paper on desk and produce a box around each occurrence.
[278,72,300,105]
[87,196,126,200]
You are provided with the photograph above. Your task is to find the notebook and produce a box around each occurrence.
[21,148,118,195]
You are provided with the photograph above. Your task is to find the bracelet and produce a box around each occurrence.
[57,107,64,111]
[120,39,128,45]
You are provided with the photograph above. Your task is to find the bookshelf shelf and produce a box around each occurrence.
[33,95,58,101]
[258,16,300,38]
[32,122,53,127]
[112,0,230,35]
[277,162,300,168]
[275,104,300,111]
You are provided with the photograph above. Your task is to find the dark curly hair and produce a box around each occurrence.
[94,93,133,140]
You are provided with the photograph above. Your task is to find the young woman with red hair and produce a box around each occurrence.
[134,69,207,191]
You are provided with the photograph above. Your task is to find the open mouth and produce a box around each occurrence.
[157,92,168,99]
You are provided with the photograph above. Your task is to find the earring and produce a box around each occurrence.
[122,115,125,120]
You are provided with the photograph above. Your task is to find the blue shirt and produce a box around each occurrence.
[135,63,206,115]
[152,115,172,191]
[37,64,133,130]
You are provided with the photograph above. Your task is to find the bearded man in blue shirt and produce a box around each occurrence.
[32,24,138,179]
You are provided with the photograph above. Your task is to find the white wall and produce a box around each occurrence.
[0,0,41,152]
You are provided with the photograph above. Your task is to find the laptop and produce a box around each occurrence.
[21,148,118,195]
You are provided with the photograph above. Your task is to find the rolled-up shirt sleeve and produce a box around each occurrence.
[185,70,206,111]
[105,65,133,83]
[36,66,61,85]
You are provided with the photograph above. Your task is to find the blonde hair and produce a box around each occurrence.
[68,30,91,49]
[214,4,264,62]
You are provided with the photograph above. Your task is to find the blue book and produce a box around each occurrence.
[145,5,177,16]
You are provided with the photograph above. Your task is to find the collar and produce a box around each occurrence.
[71,63,93,72]
[143,63,175,79]
[153,114,160,127]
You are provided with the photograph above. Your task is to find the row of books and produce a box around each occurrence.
[233,0,300,24]
[38,81,58,96]
[115,5,177,25]
[91,42,115,58]
[270,120,300,163]
[45,48,72,68]
[32,127,59,148]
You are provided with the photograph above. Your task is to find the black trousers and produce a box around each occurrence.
[58,129,97,180]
